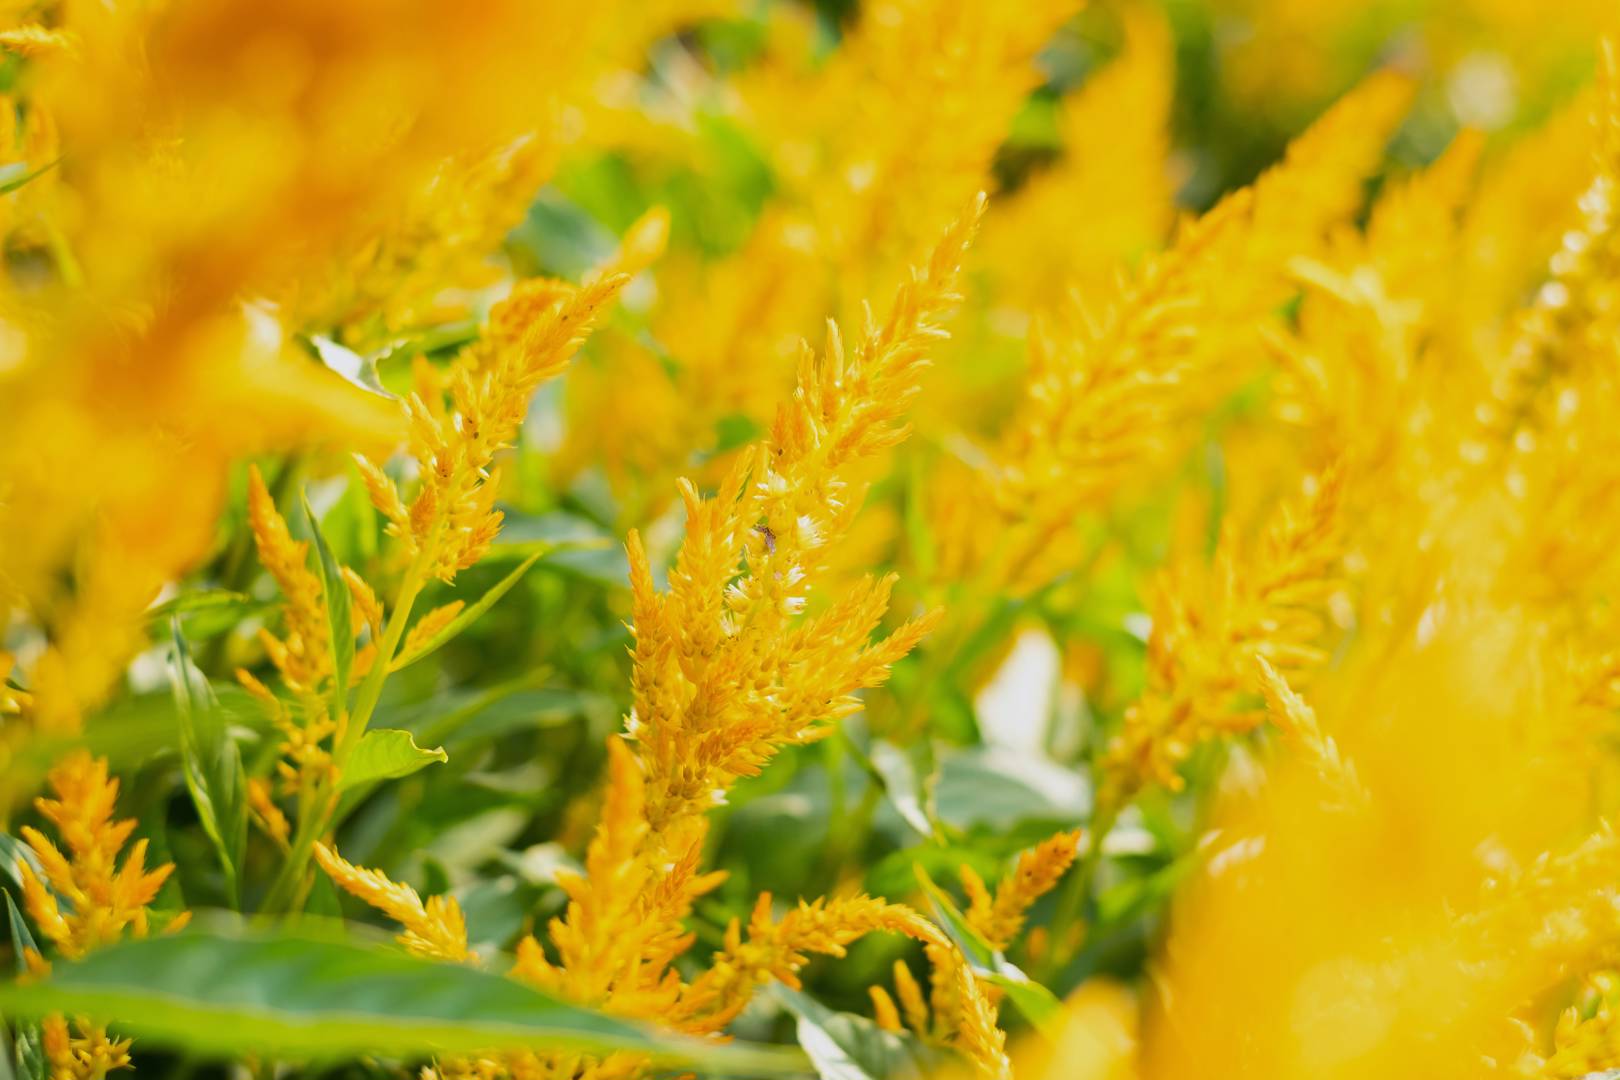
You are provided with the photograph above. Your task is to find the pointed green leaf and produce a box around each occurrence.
[7,1018,43,1080]
[0,158,58,196]
[0,923,805,1071]
[3,893,36,976]
[170,623,248,909]
[776,985,947,1080]
[339,729,448,793]
[302,491,354,707]
[390,551,544,673]
[0,838,38,893]
[2,890,44,1080]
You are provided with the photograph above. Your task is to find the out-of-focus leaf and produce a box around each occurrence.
[777,985,947,1080]
[145,590,273,640]
[391,552,544,672]
[303,492,354,705]
[306,335,395,399]
[868,740,935,840]
[0,923,802,1072]
[492,511,624,588]
[0,838,39,893]
[170,624,248,909]
[4,892,36,975]
[509,189,618,280]
[4,890,44,1080]
[0,158,56,195]
[339,729,448,793]
[933,746,1088,833]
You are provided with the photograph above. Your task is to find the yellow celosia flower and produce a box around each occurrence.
[1478,41,1620,450]
[961,829,1083,951]
[17,752,175,960]
[675,892,949,1033]
[1105,461,1347,801]
[15,752,182,1079]
[245,464,332,695]
[362,270,630,583]
[314,843,471,964]
[321,201,996,1079]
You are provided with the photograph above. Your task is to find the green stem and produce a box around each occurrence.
[260,555,427,915]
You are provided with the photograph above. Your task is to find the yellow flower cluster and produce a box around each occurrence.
[961,830,1083,952]
[15,753,185,1078]
[13,4,1620,1080]
[319,200,1013,1079]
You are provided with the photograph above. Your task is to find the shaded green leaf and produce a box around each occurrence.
[170,624,248,909]
[340,729,448,793]
[777,985,946,1080]
[0,923,804,1071]
[933,746,1088,833]
[869,740,937,840]
[3,892,36,975]
[0,838,38,893]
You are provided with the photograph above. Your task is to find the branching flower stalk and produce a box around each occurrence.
[319,198,1010,1079]
[253,246,644,912]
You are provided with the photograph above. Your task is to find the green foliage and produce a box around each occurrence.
[0,923,803,1072]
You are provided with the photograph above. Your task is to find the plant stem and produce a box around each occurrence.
[260,554,427,915]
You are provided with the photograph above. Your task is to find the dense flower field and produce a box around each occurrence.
[2,2,1619,1078]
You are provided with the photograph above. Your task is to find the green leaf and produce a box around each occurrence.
[0,158,57,196]
[6,1017,42,1080]
[339,729,448,793]
[0,923,804,1071]
[491,511,623,588]
[913,867,1063,1039]
[303,492,354,707]
[2,890,44,1080]
[868,741,936,840]
[305,335,395,399]
[933,746,1089,833]
[776,985,946,1080]
[0,838,38,893]
[3,892,36,976]
[391,551,544,673]
[145,589,261,620]
[170,623,248,909]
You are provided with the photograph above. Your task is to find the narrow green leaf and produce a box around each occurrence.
[170,623,248,909]
[0,1025,16,1080]
[145,589,260,621]
[391,551,544,673]
[776,985,946,1080]
[339,729,448,793]
[0,838,38,893]
[3,893,37,975]
[0,923,804,1072]
[0,158,57,196]
[7,1018,42,1080]
[2,890,44,1080]
[302,491,354,708]
[913,867,1063,1038]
